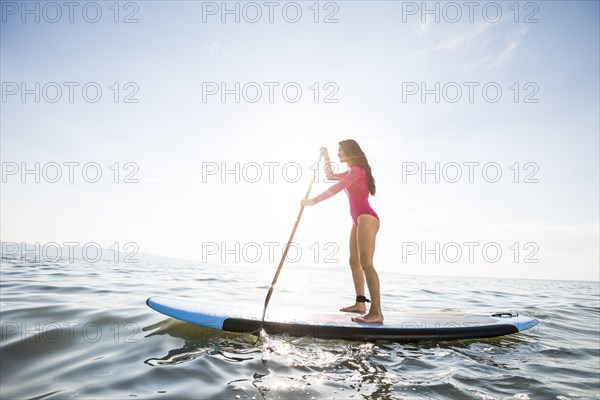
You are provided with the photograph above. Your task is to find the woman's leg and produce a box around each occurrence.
[340,223,367,313]
[351,215,384,324]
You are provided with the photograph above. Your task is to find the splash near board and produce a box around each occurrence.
[146,296,538,342]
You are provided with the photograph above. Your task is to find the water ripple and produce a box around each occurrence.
[0,260,598,399]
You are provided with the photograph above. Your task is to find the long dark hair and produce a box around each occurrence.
[339,139,376,196]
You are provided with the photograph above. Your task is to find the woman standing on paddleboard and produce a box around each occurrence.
[301,140,383,324]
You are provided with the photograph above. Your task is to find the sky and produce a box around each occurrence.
[1,0,598,281]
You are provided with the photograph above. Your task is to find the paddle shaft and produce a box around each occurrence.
[261,153,323,323]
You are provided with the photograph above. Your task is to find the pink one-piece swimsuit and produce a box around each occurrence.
[312,166,379,225]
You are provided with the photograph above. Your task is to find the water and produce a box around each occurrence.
[1,256,598,399]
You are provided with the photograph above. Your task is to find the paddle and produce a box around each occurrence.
[260,152,323,325]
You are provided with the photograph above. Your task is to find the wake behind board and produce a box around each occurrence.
[146,296,538,342]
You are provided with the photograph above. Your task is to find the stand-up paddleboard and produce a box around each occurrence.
[146,296,538,342]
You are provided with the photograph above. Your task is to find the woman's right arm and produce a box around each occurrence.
[321,147,344,181]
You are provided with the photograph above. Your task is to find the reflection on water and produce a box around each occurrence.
[137,314,581,400]
[143,318,259,366]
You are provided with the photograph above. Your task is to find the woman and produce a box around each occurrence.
[300,140,383,324]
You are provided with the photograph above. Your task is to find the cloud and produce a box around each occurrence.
[487,24,529,69]
[427,21,529,72]
[435,22,495,51]
[204,41,232,57]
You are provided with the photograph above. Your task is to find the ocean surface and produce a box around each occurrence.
[1,256,599,400]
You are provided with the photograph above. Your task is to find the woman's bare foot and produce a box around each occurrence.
[351,312,384,324]
[340,303,367,314]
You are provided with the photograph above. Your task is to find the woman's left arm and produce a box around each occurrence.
[302,167,362,206]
